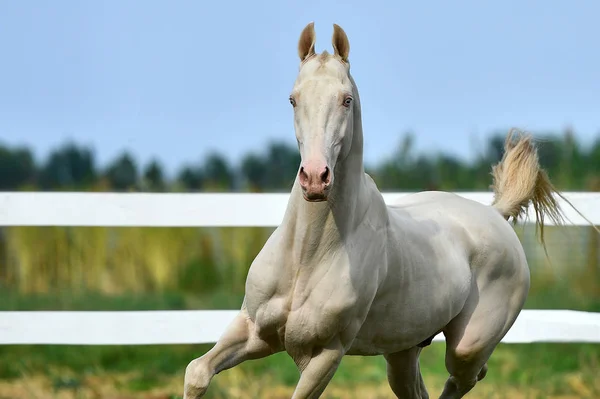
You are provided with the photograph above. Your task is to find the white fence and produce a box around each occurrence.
[1,191,599,346]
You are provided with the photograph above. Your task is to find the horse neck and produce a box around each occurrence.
[283,76,369,261]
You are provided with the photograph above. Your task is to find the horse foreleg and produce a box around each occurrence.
[183,310,279,399]
[290,337,345,399]
[384,347,429,398]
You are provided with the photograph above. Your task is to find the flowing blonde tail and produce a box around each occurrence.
[490,129,569,251]
[490,128,599,255]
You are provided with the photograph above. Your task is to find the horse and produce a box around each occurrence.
[184,22,575,398]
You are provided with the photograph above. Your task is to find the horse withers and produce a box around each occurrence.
[184,22,576,399]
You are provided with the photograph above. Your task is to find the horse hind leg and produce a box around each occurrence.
[439,261,529,399]
[384,346,429,399]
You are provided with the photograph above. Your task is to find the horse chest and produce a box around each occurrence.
[250,269,358,351]
[245,229,364,350]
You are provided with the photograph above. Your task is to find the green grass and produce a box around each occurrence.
[0,285,598,398]
[2,341,598,397]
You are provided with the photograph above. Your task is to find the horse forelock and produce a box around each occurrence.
[298,51,350,84]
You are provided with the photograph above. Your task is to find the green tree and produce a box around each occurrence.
[203,153,234,191]
[264,142,300,190]
[589,136,600,174]
[177,166,204,191]
[143,158,166,192]
[0,145,36,190]
[240,153,267,191]
[105,152,138,191]
[38,142,96,190]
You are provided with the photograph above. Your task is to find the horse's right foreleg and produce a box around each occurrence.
[290,337,346,399]
[183,311,280,399]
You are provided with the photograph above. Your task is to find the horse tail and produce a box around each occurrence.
[489,128,568,250]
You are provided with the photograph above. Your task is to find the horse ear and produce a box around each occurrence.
[332,24,350,62]
[298,22,316,61]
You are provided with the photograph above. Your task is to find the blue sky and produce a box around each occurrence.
[0,1,598,176]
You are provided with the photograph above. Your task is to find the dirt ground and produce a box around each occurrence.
[0,370,597,399]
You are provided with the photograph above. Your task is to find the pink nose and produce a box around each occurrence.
[298,164,331,201]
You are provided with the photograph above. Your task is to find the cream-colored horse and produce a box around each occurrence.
[184,23,572,399]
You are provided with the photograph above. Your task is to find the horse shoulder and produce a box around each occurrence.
[244,227,292,336]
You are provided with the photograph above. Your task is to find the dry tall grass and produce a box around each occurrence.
[1,226,274,295]
[1,224,597,297]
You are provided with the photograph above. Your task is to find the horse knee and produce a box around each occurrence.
[446,343,481,372]
[184,358,212,399]
[444,342,490,387]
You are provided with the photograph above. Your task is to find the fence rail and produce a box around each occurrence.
[1,191,599,227]
[1,309,599,345]
[1,191,599,345]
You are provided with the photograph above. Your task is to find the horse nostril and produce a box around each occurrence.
[320,167,330,185]
[299,166,309,185]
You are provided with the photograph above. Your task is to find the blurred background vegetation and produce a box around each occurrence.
[0,129,599,398]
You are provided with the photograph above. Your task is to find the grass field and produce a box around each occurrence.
[0,225,598,398]
[1,341,599,398]
[1,285,599,399]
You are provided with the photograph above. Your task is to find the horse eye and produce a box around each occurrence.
[289,97,296,107]
[343,96,353,107]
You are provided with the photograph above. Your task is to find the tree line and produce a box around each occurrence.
[1,129,599,193]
